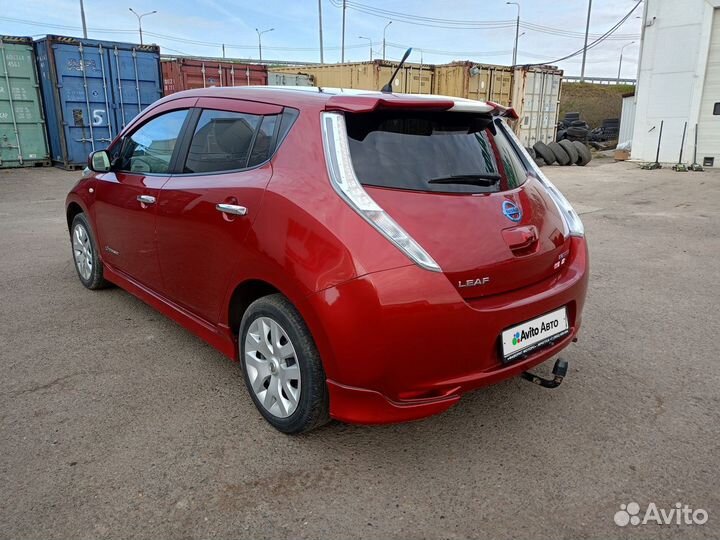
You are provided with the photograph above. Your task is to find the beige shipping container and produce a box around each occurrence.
[511,66,563,147]
[433,62,514,104]
[272,61,434,94]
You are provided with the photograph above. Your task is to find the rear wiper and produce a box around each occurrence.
[427,174,501,186]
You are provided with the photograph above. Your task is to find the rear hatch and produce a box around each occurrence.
[344,108,570,299]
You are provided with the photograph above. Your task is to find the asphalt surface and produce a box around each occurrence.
[1,159,718,539]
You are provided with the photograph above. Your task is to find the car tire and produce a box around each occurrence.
[70,213,109,290]
[573,140,592,166]
[533,156,546,167]
[566,126,589,138]
[526,146,536,159]
[533,141,556,165]
[559,139,579,165]
[549,142,571,166]
[239,294,330,434]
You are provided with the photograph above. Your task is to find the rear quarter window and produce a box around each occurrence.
[345,111,528,194]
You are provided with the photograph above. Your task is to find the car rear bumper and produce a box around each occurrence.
[307,237,589,424]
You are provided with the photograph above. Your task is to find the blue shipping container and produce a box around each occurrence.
[35,35,163,168]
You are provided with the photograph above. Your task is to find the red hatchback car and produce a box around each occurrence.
[66,86,589,433]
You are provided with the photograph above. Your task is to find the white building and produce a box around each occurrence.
[631,0,720,165]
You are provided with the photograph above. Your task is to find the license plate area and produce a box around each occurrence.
[501,307,569,363]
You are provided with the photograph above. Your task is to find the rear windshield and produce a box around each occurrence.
[346,111,527,194]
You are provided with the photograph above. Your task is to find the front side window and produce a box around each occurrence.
[345,111,528,194]
[117,110,188,174]
[184,110,264,173]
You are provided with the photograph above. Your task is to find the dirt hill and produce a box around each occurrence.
[559,83,635,128]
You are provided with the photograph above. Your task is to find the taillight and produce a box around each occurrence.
[320,112,441,272]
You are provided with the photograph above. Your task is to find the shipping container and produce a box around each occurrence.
[35,35,163,169]
[272,61,434,94]
[267,71,314,87]
[0,36,50,168]
[161,57,267,95]
[511,66,563,147]
[433,61,514,104]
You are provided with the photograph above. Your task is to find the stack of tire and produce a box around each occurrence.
[529,140,592,167]
[589,118,620,143]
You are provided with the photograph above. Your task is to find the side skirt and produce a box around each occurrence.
[103,264,237,361]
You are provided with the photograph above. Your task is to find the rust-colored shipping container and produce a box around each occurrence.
[272,60,434,94]
[161,57,267,95]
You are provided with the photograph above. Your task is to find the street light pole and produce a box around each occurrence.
[383,20,392,61]
[255,27,274,63]
[506,2,520,66]
[359,36,372,61]
[617,41,635,82]
[580,0,593,82]
[128,8,157,45]
[79,0,88,39]
[341,0,347,63]
[318,0,324,64]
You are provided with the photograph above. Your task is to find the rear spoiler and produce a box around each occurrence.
[325,94,517,118]
[325,95,455,113]
[486,101,519,120]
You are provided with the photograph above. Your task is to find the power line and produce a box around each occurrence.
[1,11,641,66]
[0,16,375,52]
[327,0,639,39]
[523,1,643,66]
[385,42,512,57]
[328,0,516,29]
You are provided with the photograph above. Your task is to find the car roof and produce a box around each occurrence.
[159,86,516,117]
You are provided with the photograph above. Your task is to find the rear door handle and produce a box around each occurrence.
[216,203,248,216]
[137,194,156,205]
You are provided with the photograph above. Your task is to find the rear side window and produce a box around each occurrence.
[346,111,528,193]
[248,115,278,167]
[184,110,262,173]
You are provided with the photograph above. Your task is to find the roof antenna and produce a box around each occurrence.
[381,47,412,92]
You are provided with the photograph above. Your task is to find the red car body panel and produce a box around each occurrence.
[66,87,589,425]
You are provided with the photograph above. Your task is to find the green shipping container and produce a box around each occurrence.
[0,36,50,168]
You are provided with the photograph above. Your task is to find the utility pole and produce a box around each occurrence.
[255,27,274,63]
[382,20,392,61]
[129,8,157,45]
[617,41,635,82]
[359,36,372,61]
[341,0,346,63]
[506,2,520,66]
[318,0,324,63]
[580,0,592,82]
[79,0,88,39]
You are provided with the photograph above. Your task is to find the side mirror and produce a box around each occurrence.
[88,150,111,173]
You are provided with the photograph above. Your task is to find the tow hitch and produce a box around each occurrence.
[521,358,568,389]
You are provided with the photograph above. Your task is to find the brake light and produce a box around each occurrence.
[320,112,441,272]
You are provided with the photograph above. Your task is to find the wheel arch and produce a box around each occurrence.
[225,277,337,379]
[227,279,281,338]
[66,201,85,231]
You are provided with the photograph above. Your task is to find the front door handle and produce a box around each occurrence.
[137,194,156,205]
[216,203,248,216]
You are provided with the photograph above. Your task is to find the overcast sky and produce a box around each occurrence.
[2,0,643,78]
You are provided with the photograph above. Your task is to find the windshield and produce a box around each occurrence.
[345,111,528,194]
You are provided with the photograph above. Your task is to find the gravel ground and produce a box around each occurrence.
[0,159,718,539]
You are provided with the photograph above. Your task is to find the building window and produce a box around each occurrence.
[714,103,720,115]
